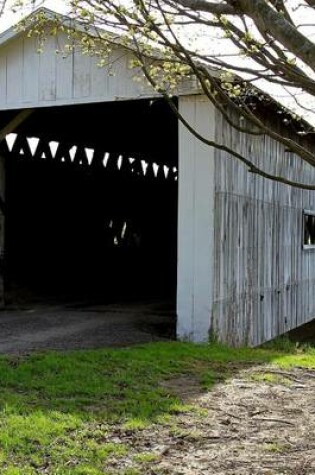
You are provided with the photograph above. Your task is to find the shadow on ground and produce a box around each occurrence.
[287,318,315,344]
[0,300,176,354]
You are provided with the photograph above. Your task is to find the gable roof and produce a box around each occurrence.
[0,5,312,139]
[0,7,60,49]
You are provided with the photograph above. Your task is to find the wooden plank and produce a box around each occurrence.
[6,39,23,104]
[106,48,127,100]
[90,54,108,99]
[55,34,74,100]
[73,47,91,99]
[23,37,40,103]
[38,34,57,101]
[0,53,7,105]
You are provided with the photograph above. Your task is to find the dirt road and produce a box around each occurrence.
[0,300,176,354]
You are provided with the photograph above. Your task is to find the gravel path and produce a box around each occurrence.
[105,365,315,474]
[0,300,176,354]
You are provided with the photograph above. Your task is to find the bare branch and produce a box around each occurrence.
[304,0,315,8]
[133,37,315,189]
[168,0,236,15]
[235,0,315,72]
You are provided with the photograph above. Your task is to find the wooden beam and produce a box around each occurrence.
[0,109,33,142]
[0,109,33,216]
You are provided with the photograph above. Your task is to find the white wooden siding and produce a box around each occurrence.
[0,33,157,109]
[177,95,215,342]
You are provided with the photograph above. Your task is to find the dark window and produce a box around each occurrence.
[304,211,315,247]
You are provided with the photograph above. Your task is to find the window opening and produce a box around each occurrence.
[303,210,315,248]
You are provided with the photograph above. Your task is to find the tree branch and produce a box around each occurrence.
[133,37,315,190]
[235,0,315,72]
[172,0,236,15]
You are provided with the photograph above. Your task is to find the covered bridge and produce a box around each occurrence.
[0,8,314,346]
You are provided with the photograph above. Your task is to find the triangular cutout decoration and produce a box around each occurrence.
[131,158,143,176]
[156,164,166,181]
[167,167,178,181]
[145,162,155,179]
[26,137,39,156]
[103,152,110,168]
[11,134,33,159]
[5,133,17,152]
[55,142,72,164]
[34,138,54,162]
[73,146,89,167]
[120,155,133,175]
[91,149,106,171]
[49,141,59,158]
[106,152,119,173]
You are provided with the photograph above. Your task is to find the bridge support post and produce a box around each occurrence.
[176,95,216,342]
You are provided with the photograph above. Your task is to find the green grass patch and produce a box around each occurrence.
[249,372,292,385]
[133,452,159,463]
[263,442,288,454]
[0,340,313,473]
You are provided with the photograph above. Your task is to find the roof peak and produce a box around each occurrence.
[0,5,70,48]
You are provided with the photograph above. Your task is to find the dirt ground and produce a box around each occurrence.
[105,365,315,475]
[0,300,176,354]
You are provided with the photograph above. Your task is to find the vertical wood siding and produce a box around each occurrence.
[0,153,4,308]
[213,109,315,346]
[177,96,215,342]
[0,33,155,109]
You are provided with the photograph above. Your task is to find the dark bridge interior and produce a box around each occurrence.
[2,99,178,304]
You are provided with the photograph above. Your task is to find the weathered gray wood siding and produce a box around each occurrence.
[212,110,315,346]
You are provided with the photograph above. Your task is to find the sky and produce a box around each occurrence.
[0,0,69,32]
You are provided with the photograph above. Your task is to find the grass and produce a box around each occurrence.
[0,340,314,473]
[133,452,159,463]
[263,442,288,454]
